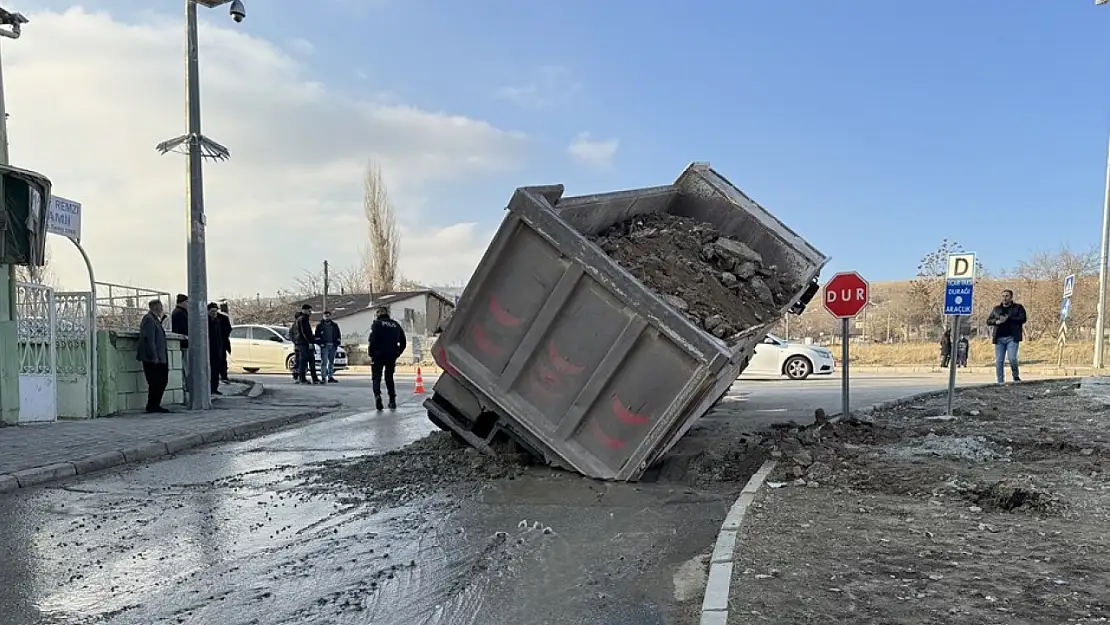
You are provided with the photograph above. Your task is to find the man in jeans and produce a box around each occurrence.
[986,289,1028,384]
[314,310,342,383]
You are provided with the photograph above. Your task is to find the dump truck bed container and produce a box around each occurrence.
[427,163,828,480]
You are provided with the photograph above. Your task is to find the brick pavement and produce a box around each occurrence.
[0,390,344,493]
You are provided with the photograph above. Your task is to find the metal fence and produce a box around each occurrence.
[95,282,172,331]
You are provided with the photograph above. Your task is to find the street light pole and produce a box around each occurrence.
[183,0,211,410]
[156,0,245,409]
[1095,0,1110,367]
[1096,129,1110,368]
[0,6,25,425]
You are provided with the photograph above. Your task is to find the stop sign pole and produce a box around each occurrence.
[823,272,870,418]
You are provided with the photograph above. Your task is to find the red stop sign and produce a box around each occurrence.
[823,272,870,318]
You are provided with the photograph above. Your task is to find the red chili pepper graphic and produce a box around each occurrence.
[489,295,523,327]
[527,364,562,400]
[470,324,505,358]
[434,343,458,377]
[547,341,584,375]
[591,420,625,450]
[610,394,649,426]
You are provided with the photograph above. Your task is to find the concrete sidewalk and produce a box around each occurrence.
[0,390,343,494]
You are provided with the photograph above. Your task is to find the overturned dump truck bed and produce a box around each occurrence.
[427,163,828,481]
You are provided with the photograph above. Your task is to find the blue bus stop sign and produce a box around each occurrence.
[944,280,974,316]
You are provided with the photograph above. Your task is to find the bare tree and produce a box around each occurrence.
[907,239,986,337]
[14,245,54,286]
[290,261,387,296]
[1006,245,1098,340]
[293,270,324,297]
[223,294,297,325]
[363,162,401,292]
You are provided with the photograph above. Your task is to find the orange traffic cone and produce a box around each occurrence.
[414,367,426,395]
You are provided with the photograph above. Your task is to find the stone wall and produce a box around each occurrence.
[96,330,186,416]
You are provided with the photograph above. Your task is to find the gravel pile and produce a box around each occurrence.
[592,213,798,339]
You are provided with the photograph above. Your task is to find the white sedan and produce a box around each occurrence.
[742,333,835,380]
[228,324,348,374]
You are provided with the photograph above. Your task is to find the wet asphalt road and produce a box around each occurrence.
[0,370,1010,625]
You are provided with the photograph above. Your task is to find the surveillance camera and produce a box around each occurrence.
[229,0,246,22]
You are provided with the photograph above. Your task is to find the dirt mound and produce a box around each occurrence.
[301,432,531,506]
[968,481,1065,514]
[592,213,797,339]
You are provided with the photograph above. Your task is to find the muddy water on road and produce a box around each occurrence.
[0,407,439,624]
[0,406,736,625]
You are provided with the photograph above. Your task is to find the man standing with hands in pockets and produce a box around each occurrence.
[987,289,1027,384]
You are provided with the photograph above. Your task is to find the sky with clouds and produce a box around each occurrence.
[7,1,1110,298]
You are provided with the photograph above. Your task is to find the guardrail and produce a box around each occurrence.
[95,281,172,331]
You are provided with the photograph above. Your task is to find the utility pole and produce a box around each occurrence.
[322,260,329,313]
[1095,0,1110,367]
[1096,128,1110,368]
[155,0,248,409]
[0,6,27,424]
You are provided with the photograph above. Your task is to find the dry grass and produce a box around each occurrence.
[836,339,1091,367]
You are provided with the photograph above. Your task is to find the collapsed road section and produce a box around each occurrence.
[425,162,828,480]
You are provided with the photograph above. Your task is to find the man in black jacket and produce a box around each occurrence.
[217,302,233,383]
[368,306,406,410]
[170,294,189,398]
[207,303,227,396]
[986,289,1027,384]
[292,304,320,385]
[170,294,189,343]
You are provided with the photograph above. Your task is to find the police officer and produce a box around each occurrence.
[368,306,407,410]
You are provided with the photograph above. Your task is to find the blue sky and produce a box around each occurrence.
[296,0,1110,279]
[22,0,1110,288]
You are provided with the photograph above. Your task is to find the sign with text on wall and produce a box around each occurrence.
[46,195,82,242]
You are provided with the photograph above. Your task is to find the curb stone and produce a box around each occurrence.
[699,459,776,625]
[0,474,17,492]
[14,462,76,488]
[227,377,264,399]
[0,404,334,496]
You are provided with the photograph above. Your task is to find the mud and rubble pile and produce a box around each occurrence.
[759,379,1087,499]
[592,213,798,339]
[302,432,531,506]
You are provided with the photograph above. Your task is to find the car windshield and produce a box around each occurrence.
[270,326,290,341]
[765,333,784,344]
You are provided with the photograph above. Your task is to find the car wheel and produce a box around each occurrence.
[243,367,260,374]
[784,355,813,380]
[285,354,296,371]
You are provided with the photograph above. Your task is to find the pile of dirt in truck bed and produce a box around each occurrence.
[592,212,797,339]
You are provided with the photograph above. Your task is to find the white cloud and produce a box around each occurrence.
[7,7,527,297]
[566,132,618,168]
[398,222,495,286]
[497,65,582,109]
[286,38,314,55]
